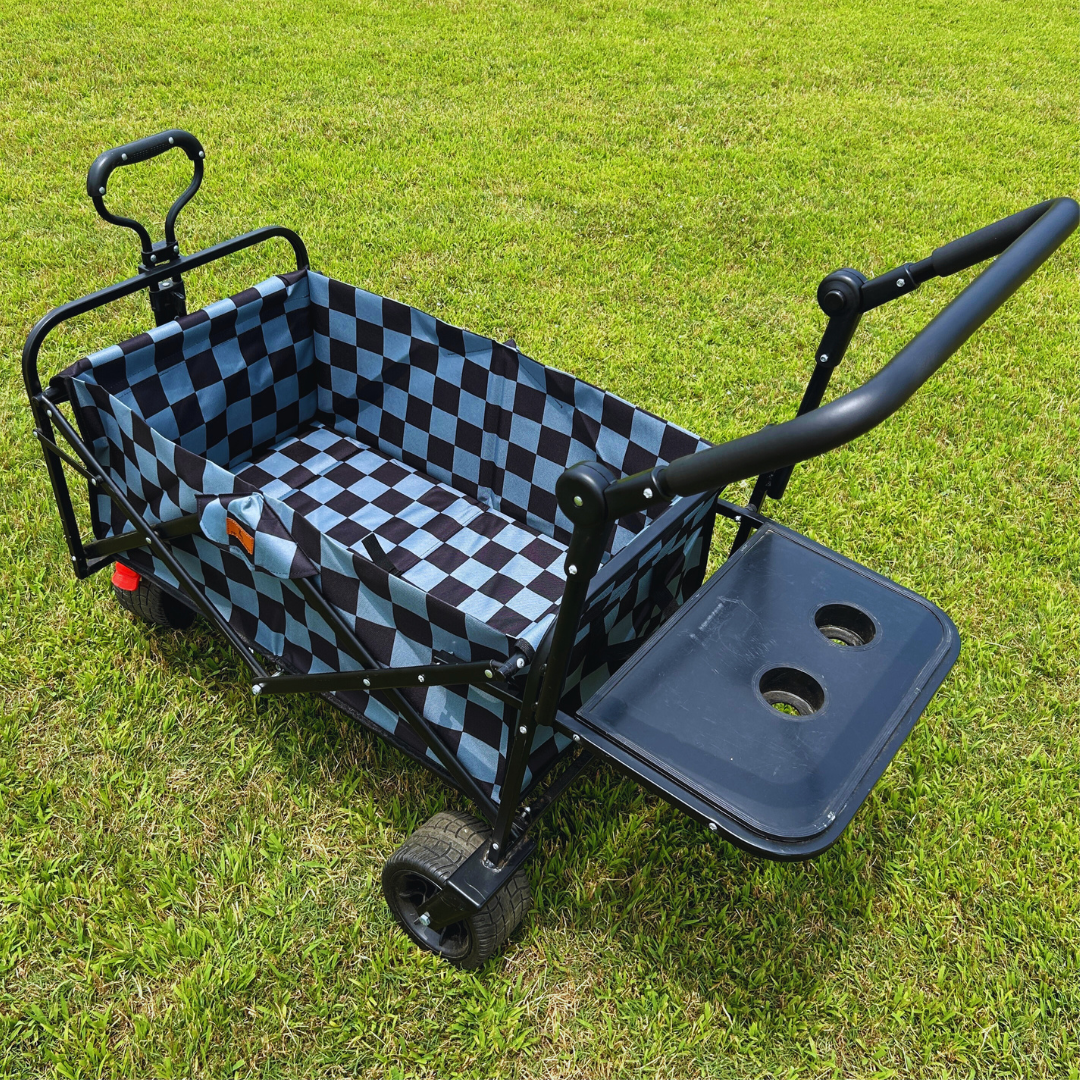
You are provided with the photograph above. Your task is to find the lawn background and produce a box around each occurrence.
[0,0,1077,1076]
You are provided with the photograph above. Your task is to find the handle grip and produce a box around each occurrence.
[85,129,206,259]
[929,199,1057,278]
[86,129,204,198]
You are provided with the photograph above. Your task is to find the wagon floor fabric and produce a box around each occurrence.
[232,420,569,637]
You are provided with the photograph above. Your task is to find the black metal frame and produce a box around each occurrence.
[22,129,1078,930]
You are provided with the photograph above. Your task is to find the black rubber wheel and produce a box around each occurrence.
[113,579,197,630]
[382,810,531,968]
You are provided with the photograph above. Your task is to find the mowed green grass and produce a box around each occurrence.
[0,0,1077,1075]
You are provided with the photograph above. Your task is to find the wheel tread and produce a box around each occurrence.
[113,577,196,629]
[382,810,531,968]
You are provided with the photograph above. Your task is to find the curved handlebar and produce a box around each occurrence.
[86,129,206,253]
[609,197,1078,511]
[86,129,205,198]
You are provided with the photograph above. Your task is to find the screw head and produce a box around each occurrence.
[567,564,578,576]
[98,186,106,195]
[490,842,499,852]
[363,678,371,688]
[484,669,493,679]
[174,245,179,254]
[818,353,829,364]
[643,487,654,499]
[418,912,431,927]
[168,137,174,144]
[897,278,906,288]
[417,674,425,684]
[144,537,153,546]
[121,153,128,161]
[734,515,742,524]
[253,684,263,695]
[572,733,581,743]
[708,822,718,833]
[150,254,157,263]
[519,725,528,735]
[516,657,525,669]
[573,495,583,507]
[199,150,205,158]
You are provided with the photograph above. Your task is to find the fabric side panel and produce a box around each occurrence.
[560,493,716,713]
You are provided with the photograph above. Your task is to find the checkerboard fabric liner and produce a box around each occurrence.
[232,422,569,639]
[59,269,716,804]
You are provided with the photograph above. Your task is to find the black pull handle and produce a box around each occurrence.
[86,129,206,258]
[624,197,1079,505]
[929,199,1055,278]
[86,129,204,199]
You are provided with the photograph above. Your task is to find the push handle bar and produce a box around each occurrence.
[86,129,206,254]
[590,197,1078,520]
[928,199,1056,279]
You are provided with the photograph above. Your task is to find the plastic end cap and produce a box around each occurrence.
[111,563,141,592]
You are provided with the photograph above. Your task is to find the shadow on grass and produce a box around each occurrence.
[143,608,912,1013]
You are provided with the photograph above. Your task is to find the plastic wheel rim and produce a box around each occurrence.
[389,870,472,960]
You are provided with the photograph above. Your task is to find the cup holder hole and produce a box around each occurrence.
[759,667,825,717]
[815,603,876,648]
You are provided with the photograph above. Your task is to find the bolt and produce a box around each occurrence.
[150,254,157,263]
[199,150,205,158]
[168,137,174,145]
[643,487,654,499]
[567,564,578,576]
[484,669,493,679]
[90,477,97,487]
[363,678,371,687]
[734,515,742,524]
[490,842,500,852]
[708,822,718,833]
[516,657,525,669]
[121,153,128,161]
[572,733,581,743]
[818,353,829,364]
[174,245,179,254]
[253,684,263,695]
[897,278,906,288]
[418,912,431,927]
[573,495,583,507]
[417,674,425,684]
[519,725,528,735]
[98,186,106,195]
[144,537,153,546]
[71,555,77,563]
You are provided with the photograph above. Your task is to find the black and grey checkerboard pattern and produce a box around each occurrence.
[62,269,315,470]
[561,490,716,713]
[308,273,710,557]
[61,269,717,804]
[233,421,568,639]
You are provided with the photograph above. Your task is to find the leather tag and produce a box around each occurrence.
[226,516,255,556]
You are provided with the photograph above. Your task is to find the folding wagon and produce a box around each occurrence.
[24,130,1077,966]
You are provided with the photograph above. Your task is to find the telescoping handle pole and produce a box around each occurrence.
[595,196,1078,520]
